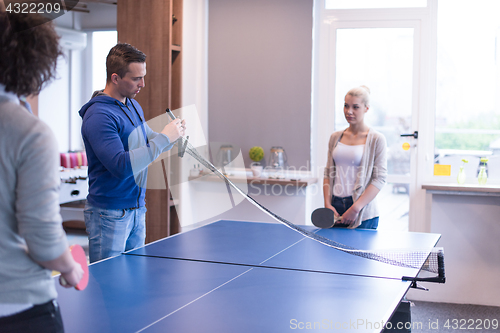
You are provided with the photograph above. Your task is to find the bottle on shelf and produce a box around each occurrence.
[477,157,489,185]
[457,158,468,184]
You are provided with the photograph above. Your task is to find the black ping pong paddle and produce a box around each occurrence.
[311,208,336,228]
[311,208,348,228]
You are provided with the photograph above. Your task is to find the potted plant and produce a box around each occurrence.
[249,146,264,177]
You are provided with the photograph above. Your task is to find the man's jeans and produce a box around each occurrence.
[84,203,147,263]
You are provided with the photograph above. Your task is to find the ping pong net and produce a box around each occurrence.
[177,136,445,284]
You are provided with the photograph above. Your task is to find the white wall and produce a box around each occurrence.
[181,0,208,132]
[39,12,84,153]
[182,179,314,229]
[39,50,71,152]
[177,0,209,228]
[407,193,500,306]
[38,5,117,153]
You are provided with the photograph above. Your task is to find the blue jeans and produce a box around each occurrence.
[331,196,379,230]
[84,203,147,263]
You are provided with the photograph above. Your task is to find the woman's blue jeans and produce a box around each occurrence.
[331,196,379,229]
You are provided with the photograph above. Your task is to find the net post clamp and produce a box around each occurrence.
[403,279,429,291]
[402,275,446,284]
[402,246,446,286]
[178,136,189,158]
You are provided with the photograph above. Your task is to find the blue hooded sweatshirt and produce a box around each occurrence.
[79,91,174,209]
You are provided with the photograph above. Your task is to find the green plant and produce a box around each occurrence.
[249,146,264,163]
[434,113,500,151]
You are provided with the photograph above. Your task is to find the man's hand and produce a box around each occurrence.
[161,119,186,142]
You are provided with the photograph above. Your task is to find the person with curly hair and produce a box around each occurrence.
[0,12,84,333]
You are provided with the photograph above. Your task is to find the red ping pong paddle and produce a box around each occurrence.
[60,244,89,291]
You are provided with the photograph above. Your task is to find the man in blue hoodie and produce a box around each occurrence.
[79,43,186,263]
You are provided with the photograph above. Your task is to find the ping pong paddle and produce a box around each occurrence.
[60,244,89,291]
[311,208,335,228]
[311,208,345,228]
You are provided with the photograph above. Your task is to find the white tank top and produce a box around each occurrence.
[332,142,365,197]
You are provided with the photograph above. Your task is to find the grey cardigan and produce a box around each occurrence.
[0,87,68,305]
[323,128,387,228]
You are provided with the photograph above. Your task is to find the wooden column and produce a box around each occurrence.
[117,0,182,242]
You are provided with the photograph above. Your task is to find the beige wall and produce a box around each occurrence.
[408,193,500,306]
[208,0,313,169]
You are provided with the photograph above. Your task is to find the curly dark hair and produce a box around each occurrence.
[106,43,146,82]
[0,12,62,96]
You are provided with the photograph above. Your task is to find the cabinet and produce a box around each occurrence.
[117,0,182,243]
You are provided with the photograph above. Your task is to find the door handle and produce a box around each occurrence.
[400,131,418,139]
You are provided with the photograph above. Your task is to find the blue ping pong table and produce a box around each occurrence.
[55,220,441,333]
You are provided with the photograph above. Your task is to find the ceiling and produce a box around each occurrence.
[72,0,116,13]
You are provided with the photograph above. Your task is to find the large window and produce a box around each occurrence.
[335,28,415,176]
[334,27,416,231]
[91,31,117,92]
[325,0,427,9]
[434,0,500,182]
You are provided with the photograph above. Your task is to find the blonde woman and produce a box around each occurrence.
[323,86,387,229]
